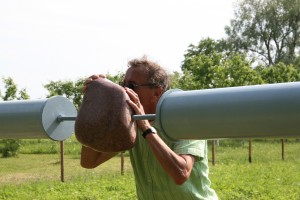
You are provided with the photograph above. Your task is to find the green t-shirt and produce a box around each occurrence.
[129,123,218,200]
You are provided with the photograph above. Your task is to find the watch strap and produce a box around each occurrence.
[142,127,157,139]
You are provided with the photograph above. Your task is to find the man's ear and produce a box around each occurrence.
[153,87,163,99]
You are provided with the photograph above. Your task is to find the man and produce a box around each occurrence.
[81,57,218,199]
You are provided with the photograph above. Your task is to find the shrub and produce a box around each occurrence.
[0,139,21,157]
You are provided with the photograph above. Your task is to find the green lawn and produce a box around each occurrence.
[0,138,299,199]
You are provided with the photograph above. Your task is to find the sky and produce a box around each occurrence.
[0,0,236,99]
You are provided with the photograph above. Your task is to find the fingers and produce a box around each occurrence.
[85,74,105,83]
[89,74,106,80]
[125,87,139,104]
[98,74,106,78]
[83,74,106,92]
[125,88,143,114]
[124,88,150,130]
[126,99,139,113]
[126,99,150,130]
[126,99,149,129]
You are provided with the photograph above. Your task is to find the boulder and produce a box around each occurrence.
[75,78,137,152]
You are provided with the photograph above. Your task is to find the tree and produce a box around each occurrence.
[44,72,125,109]
[181,38,263,90]
[18,88,30,100]
[44,79,85,109]
[2,77,17,100]
[0,77,30,101]
[168,71,182,89]
[255,62,300,83]
[225,0,300,66]
[106,72,124,84]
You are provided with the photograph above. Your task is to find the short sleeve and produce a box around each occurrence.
[173,140,206,159]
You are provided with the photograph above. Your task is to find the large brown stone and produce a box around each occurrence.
[75,78,137,152]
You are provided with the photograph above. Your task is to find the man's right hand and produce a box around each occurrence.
[83,74,106,92]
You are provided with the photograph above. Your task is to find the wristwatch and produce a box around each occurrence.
[142,127,157,139]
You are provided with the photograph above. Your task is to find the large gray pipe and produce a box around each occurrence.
[0,96,76,141]
[3,82,298,142]
[156,82,300,141]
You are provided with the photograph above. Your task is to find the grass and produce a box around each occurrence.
[0,153,135,200]
[0,153,132,184]
[0,138,299,199]
[210,140,300,199]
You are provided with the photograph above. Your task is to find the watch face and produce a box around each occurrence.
[149,127,157,134]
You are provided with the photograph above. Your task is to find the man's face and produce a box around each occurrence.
[123,67,159,114]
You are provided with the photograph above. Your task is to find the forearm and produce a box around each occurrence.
[125,88,194,184]
[81,146,118,169]
[145,133,194,185]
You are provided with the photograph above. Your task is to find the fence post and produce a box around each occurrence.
[121,152,124,175]
[212,140,216,166]
[60,141,65,182]
[248,139,252,163]
[281,139,285,161]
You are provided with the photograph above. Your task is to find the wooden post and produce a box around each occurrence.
[281,139,285,161]
[121,152,124,175]
[60,141,65,182]
[248,139,252,163]
[212,140,216,166]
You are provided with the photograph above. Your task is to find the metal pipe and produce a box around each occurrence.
[57,114,156,122]
[2,82,300,142]
[132,114,156,121]
[0,96,76,141]
[156,82,300,141]
[57,115,77,122]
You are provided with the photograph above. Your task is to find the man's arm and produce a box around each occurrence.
[80,74,118,169]
[80,146,118,169]
[144,132,195,185]
[125,87,195,185]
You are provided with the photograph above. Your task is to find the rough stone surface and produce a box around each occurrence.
[75,78,137,152]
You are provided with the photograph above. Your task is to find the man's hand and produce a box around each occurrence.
[83,74,106,92]
[125,87,151,132]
